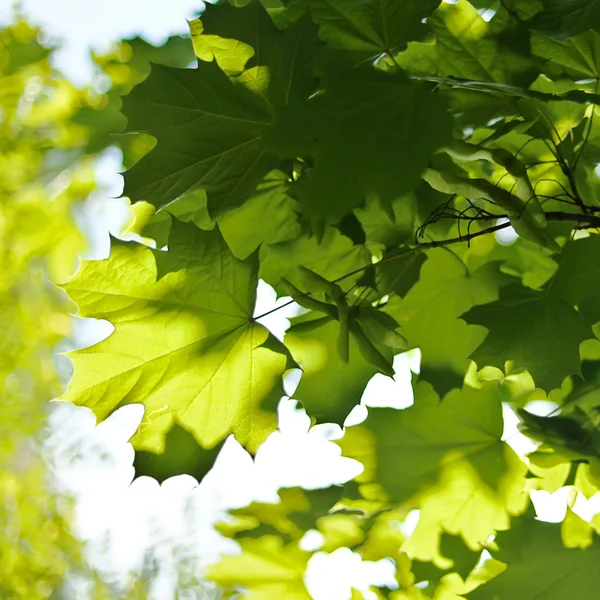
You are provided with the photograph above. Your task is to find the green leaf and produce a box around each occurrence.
[463,284,594,391]
[191,1,320,106]
[384,250,503,394]
[284,313,382,424]
[531,0,600,39]
[552,234,600,324]
[3,34,51,74]
[502,0,544,20]
[353,381,514,503]
[224,485,345,542]
[125,189,214,250]
[438,533,482,580]
[259,225,371,294]
[121,62,274,214]
[60,221,289,453]
[559,360,600,416]
[218,170,301,260]
[207,536,312,599]
[376,248,427,298]
[133,422,224,484]
[202,2,321,103]
[402,439,527,560]
[468,517,600,599]
[266,68,453,217]
[517,408,595,455]
[396,0,534,83]
[305,0,440,62]
[354,193,417,248]
[123,3,320,216]
[532,30,600,79]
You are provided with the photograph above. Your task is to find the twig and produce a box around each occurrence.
[253,212,600,322]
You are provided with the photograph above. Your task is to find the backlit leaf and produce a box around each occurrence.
[351,381,514,503]
[61,220,289,452]
[208,536,312,599]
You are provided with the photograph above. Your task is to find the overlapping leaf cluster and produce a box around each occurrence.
[61,0,600,597]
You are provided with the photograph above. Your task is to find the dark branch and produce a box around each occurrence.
[253,212,600,322]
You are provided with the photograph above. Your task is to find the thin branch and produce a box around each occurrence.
[416,222,512,248]
[545,211,600,227]
[534,178,578,202]
[411,74,600,106]
[253,212,600,322]
[525,159,561,167]
[333,223,512,285]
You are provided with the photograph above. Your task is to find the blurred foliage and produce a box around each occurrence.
[0,14,199,600]
[0,17,92,597]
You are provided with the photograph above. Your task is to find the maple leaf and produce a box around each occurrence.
[396,0,534,83]
[345,381,516,503]
[468,517,600,599]
[463,284,594,391]
[121,62,274,214]
[207,536,312,600]
[284,313,383,424]
[60,220,290,453]
[532,0,600,39]
[552,234,600,324]
[384,250,505,394]
[122,2,321,216]
[266,67,453,217]
[133,422,224,484]
[305,0,441,62]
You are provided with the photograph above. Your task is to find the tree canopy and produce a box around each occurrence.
[10,0,600,597]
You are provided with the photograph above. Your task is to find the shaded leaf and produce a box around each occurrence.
[532,0,600,39]
[396,0,534,83]
[532,29,600,79]
[284,313,383,424]
[192,1,320,105]
[552,234,600,324]
[305,0,440,62]
[376,248,427,298]
[122,62,274,214]
[464,284,594,391]
[267,68,452,217]
[133,423,224,484]
[468,517,600,599]
[439,533,482,580]
[354,193,417,248]
[218,170,301,259]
